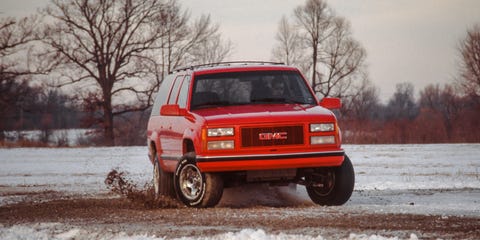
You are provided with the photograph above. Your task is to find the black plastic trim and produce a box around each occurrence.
[195,151,344,162]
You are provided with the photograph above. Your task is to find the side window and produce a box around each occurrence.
[177,76,191,108]
[151,74,175,116]
[167,75,184,105]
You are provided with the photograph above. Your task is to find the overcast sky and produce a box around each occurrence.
[2,0,480,102]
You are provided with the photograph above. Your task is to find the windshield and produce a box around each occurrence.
[190,70,316,110]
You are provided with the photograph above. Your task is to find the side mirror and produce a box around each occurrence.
[160,104,186,116]
[319,97,342,110]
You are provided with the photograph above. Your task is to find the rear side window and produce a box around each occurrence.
[177,76,191,108]
[167,75,185,105]
[151,74,175,116]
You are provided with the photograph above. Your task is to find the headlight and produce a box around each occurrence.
[310,123,334,132]
[311,136,336,145]
[207,140,235,150]
[207,128,234,137]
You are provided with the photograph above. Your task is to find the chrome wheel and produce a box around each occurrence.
[179,163,203,200]
[174,153,224,207]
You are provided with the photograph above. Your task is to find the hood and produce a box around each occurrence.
[192,104,337,126]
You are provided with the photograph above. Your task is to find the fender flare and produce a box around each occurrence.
[148,131,162,165]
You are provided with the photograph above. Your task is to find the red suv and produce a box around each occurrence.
[147,62,354,207]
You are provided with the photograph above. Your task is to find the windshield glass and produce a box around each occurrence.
[190,70,316,110]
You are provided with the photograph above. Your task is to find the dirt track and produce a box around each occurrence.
[1,190,479,240]
[1,170,479,239]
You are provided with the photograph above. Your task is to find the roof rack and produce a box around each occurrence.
[170,61,285,73]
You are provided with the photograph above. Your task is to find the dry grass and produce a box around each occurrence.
[0,140,50,148]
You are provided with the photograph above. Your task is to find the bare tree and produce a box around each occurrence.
[186,33,233,65]
[40,0,231,145]
[0,16,39,140]
[386,82,419,121]
[419,84,462,140]
[276,0,367,98]
[0,16,40,80]
[382,83,417,143]
[458,24,480,97]
[419,84,442,110]
[0,17,36,57]
[156,1,224,75]
[316,17,366,98]
[342,78,380,121]
[41,0,170,146]
[293,0,333,88]
[456,24,480,142]
[338,78,380,143]
[271,16,304,67]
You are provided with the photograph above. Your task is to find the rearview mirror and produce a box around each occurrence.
[160,104,186,116]
[319,97,342,110]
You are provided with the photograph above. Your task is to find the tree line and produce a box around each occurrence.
[339,82,480,143]
[1,0,232,146]
[1,0,479,146]
[271,0,480,144]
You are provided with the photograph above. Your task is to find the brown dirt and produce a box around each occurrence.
[1,170,479,239]
[1,196,479,239]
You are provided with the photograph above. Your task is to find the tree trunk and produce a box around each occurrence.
[102,93,115,146]
[311,43,318,90]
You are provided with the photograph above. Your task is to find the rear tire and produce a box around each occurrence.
[306,155,355,206]
[174,153,223,208]
[153,155,175,198]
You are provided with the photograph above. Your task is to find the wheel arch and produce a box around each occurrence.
[183,138,195,155]
[148,131,161,165]
[148,141,156,164]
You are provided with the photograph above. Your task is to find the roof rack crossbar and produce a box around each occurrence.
[170,61,285,73]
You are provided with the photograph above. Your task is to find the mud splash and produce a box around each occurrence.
[104,169,181,209]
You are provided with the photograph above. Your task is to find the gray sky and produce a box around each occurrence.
[2,0,480,102]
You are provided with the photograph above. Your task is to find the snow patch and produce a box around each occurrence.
[0,225,420,240]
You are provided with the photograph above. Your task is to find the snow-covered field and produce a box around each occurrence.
[1,144,479,239]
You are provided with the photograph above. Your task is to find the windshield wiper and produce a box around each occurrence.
[192,101,230,109]
[252,97,285,103]
[252,98,309,105]
[283,99,311,104]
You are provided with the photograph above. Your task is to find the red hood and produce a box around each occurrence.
[192,104,337,126]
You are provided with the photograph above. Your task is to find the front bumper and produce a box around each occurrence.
[196,150,345,172]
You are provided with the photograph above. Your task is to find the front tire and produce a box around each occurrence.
[306,155,355,206]
[174,153,223,208]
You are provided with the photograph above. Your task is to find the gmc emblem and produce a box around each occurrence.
[259,132,288,140]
